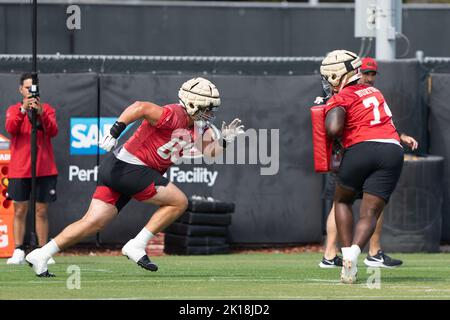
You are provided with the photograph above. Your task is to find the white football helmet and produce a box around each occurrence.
[178,77,221,126]
[320,50,362,92]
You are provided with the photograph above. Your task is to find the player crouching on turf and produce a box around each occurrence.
[320,50,404,284]
[26,77,245,277]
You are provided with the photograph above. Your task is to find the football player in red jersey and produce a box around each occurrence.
[318,57,418,269]
[26,77,244,277]
[321,50,405,283]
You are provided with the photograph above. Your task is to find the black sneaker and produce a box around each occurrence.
[363,250,403,268]
[318,255,343,268]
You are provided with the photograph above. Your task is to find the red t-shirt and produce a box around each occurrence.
[123,104,196,174]
[325,84,400,148]
[5,102,59,178]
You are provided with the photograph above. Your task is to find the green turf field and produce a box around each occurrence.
[1,252,450,300]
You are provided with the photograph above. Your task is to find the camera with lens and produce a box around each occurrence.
[29,84,40,99]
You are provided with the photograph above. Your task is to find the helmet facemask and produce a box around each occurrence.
[321,76,333,99]
[184,102,218,129]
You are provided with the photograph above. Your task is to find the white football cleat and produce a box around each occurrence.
[6,249,25,265]
[341,259,358,284]
[25,249,55,277]
[122,239,158,272]
[47,257,56,265]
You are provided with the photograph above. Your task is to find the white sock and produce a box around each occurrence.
[133,228,154,248]
[341,247,352,261]
[350,244,361,261]
[40,239,60,257]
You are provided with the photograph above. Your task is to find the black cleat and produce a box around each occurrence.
[137,256,158,272]
[37,270,56,277]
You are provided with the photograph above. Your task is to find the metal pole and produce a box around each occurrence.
[32,1,37,74]
[375,0,396,60]
[29,0,38,249]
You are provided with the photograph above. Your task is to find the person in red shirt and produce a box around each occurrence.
[5,73,58,266]
[320,50,404,283]
[26,77,244,277]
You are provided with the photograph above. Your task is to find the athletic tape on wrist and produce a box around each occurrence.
[110,121,126,139]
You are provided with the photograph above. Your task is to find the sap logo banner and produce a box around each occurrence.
[70,118,130,155]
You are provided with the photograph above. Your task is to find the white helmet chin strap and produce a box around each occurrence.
[348,71,361,84]
[337,74,346,92]
[338,71,361,92]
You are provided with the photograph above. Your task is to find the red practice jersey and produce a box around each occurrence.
[325,84,400,148]
[123,104,196,174]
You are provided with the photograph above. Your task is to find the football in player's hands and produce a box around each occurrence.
[99,133,118,152]
[221,118,245,143]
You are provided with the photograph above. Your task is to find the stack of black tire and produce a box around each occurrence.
[164,197,235,255]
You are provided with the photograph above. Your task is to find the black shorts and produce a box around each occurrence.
[7,175,57,203]
[93,152,170,211]
[336,141,404,203]
[322,173,363,201]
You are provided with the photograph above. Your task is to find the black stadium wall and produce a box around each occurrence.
[1,57,447,247]
[429,73,450,242]
[1,2,450,58]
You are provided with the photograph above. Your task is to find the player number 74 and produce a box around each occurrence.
[363,96,393,126]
